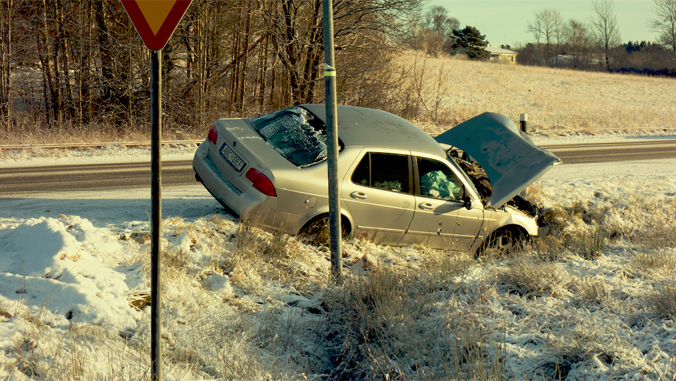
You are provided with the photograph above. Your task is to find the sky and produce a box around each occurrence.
[430,0,657,47]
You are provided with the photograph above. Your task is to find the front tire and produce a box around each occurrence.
[476,228,527,258]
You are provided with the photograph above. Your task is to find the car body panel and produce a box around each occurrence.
[302,104,447,156]
[341,148,417,244]
[434,112,561,208]
[403,151,485,251]
[405,198,484,251]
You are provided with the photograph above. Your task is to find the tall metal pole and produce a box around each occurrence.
[150,49,162,381]
[323,0,342,281]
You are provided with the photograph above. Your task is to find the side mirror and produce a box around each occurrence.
[463,196,472,210]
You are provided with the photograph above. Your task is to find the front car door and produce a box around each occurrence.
[342,150,415,245]
[404,155,484,251]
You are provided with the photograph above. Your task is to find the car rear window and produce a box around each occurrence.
[250,107,329,167]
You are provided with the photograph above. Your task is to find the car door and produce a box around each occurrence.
[404,156,484,251]
[342,150,415,245]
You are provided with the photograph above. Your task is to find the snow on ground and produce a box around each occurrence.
[0,143,199,168]
[0,134,675,379]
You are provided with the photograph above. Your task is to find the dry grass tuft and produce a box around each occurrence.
[571,224,608,260]
[630,249,676,277]
[0,116,202,146]
[498,257,566,297]
[423,249,475,281]
[224,217,318,292]
[576,277,611,305]
[320,266,506,380]
[650,281,676,321]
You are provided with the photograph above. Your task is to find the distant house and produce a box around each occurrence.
[485,46,518,64]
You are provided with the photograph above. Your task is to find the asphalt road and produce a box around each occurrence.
[541,139,676,164]
[1,139,675,195]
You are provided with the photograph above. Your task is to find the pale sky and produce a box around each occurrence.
[430,0,657,47]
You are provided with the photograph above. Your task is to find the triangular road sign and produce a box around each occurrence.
[120,0,193,51]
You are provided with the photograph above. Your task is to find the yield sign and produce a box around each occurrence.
[120,0,193,51]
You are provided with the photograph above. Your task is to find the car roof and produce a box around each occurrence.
[300,104,446,157]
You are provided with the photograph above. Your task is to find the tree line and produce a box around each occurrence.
[0,0,426,137]
[408,0,675,76]
[519,0,676,74]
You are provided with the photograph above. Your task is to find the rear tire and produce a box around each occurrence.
[299,215,349,246]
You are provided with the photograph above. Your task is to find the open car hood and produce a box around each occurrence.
[435,112,561,209]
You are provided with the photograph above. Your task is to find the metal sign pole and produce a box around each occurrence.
[150,49,162,381]
[118,2,193,379]
[323,0,342,281]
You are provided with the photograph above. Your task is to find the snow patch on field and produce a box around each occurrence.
[0,216,142,331]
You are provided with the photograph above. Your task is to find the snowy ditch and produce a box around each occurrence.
[0,136,675,380]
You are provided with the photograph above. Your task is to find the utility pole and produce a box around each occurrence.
[323,0,342,282]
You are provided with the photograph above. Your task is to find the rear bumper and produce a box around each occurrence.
[193,141,279,229]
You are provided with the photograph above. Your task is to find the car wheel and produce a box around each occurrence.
[476,228,526,258]
[299,216,349,246]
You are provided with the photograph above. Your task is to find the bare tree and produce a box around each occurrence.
[591,0,621,69]
[649,0,676,51]
[0,0,13,130]
[1,0,427,138]
[425,5,459,36]
[527,9,563,66]
[563,19,593,66]
[422,5,459,57]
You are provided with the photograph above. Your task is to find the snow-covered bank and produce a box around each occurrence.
[0,137,675,380]
[0,143,198,168]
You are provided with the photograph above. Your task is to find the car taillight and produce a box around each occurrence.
[207,125,218,144]
[246,168,276,197]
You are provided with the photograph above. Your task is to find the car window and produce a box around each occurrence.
[249,106,337,168]
[352,152,409,193]
[416,157,465,201]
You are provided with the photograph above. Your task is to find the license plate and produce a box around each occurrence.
[219,144,245,172]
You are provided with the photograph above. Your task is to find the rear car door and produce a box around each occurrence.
[342,151,415,245]
[404,156,484,251]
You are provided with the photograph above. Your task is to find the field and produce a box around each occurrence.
[0,55,675,380]
[395,52,676,136]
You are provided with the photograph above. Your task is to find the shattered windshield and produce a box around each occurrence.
[250,107,328,167]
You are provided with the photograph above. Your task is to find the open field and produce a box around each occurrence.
[396,51,676,136]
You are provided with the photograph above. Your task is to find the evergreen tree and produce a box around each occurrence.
[450,26,489,59]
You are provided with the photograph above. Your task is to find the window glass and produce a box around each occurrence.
[351,153,409,193]
[351,154,370,187]
[417,157,465,201]
[250,106,338,167]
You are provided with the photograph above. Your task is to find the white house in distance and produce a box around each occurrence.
[485,46,518,64]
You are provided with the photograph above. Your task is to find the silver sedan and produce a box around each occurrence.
[193,105,560,255]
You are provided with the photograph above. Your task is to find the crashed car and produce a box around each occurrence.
[193,105,561,255]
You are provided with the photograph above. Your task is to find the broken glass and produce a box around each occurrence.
[250,107,328,167]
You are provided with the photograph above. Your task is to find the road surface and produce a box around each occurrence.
[1,139,675,195]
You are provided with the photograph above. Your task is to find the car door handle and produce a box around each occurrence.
[350,191,367,200]
[419,202,434,210]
